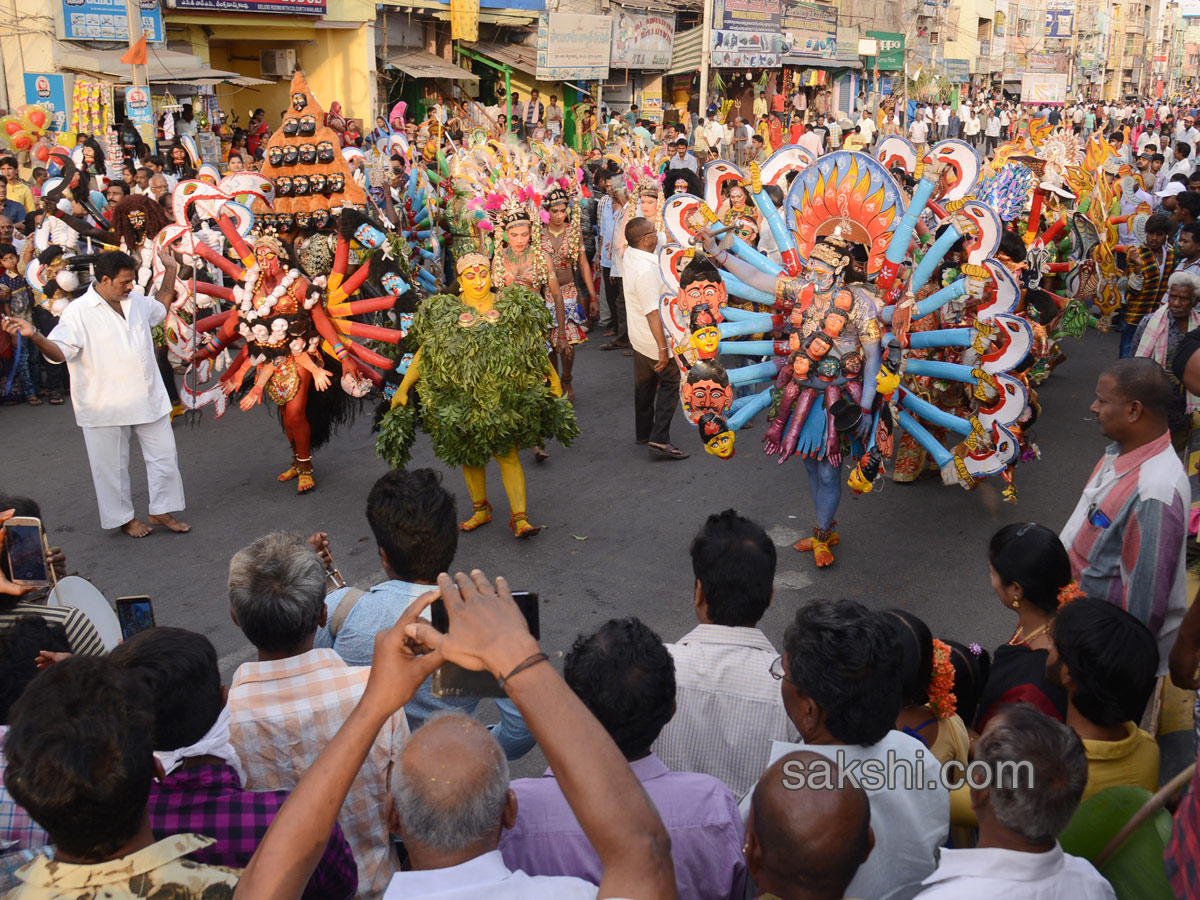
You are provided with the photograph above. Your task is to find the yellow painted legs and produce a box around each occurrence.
[460,449,540,538]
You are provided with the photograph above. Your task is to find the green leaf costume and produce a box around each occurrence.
[377,285,578,469]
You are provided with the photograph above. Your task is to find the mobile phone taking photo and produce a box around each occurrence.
[116,596,156,640]
[3,516,49,587]
[430,591,540,698]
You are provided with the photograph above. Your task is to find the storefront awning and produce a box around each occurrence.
[666,26,703,75]
[377,0,538,25]
[782,53,863,70]
[460,41,538,75]
[385,48,479,81]
[54,46,271,85]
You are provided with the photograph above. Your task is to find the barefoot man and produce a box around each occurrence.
[2,249,189,537]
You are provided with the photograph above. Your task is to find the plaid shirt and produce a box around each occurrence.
[1124,243,1177,326]
[229,649,408,900]
[147,762,357,900]
[1165,736,1200,895]
[0,727,48,850]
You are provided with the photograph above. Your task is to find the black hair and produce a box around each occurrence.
[783,600,902,745]
[944,639,990,727]
[0,616,71,724]
[690,508,775,627]
[365,468,458,583]
[109,627,224,752]
[93,250,139,283]
[146,154,164,167]
[5,656,155,861]
[1178,191,1200,220]
[1145,213,1171,235]
[998,229,1027,263]
[763,184,785,206]
[0,156,16,169]
[564,617,675,758]
[1183,221,1200,242]
[1102,356,1176,418]
[882,609,933,707]
[1108,131,1124,143]
[1052,598,1158,726]
[1171,173,1190,186]
[0,242,16,258]
[253,108,265,117]
[107,180,130,197]
[1177,141,1193,157]
[679,252,723,290]
[988,523,1072,615]
[752,134,765,144]
[675,138,688,147]
[1152,153,1166,164]
[228,152,243,163]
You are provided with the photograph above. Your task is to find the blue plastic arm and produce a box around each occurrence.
[896,409,953,467]
[717,340,780,356]
[899,389,972,436]
[904,359,979,383]
[727,387,775,428]
[718,315,778,338]
[908,327,973,350]
[728,360,782,386]
[884,176,937,267]
[720,272,778,307]
[909,225,966,296]
[730,236,784,277]
[881,279,968,324]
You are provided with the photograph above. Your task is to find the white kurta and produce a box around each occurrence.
[48,285,184,528]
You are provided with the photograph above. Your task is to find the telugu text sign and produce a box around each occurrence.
[61,0,163,42]
[781,1,837,59]
[536,13,611,80]
[171,0,326,13]
[611,8,675,69]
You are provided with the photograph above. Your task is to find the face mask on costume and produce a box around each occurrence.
[674,178,689,193]
[699,414,736,459]
[300,115,318,137]
[316,140,335,163]
[823,310,848,337]
[255,246,279,271]
[127,210,147,233]
[876,362,901,395]
[682,378,731,418]
[291,92,308,112]
[354,223,385,248]
[681,279,727,316]
[328,173,345,193]
[690,325,721,359]
[276,213,294,231]
[282,118,300,137]
[267,146,284,167]
[311,209,331,230]
[815,355,841,379]
[275,176,294,197]
[808,259,838,292]
[382,272,409,296]
[309,173,328,194]
[260,213,277,230]
[807,333,832,359]
[460,264,492,305]
[295,211,312,230]
[292,175,311,196]
[298,144,317,165]
[283,146,299,166]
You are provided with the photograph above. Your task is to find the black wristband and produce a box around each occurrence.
[497,652,548,690]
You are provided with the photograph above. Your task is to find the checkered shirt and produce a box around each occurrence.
[147,762,357,900]
[1124,243,1177,327]
[1166,756,1200,896]
[0,728,49,850]
[228,649,408,900]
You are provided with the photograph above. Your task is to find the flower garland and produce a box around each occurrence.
[240,268,301,322]
[1057,580,1085,607]
[927,638,957,720]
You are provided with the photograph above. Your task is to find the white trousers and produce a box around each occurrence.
[81,414,186,529]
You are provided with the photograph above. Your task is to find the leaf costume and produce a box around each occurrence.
[379,284,578,469]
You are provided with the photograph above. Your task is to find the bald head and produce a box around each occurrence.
[747,750,873,899]
[392,712,510,857]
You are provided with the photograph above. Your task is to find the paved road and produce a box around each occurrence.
[0,324,1114,773]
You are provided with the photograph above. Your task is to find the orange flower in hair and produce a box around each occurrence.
[927,638,957,720]
[1057,580,1085,608]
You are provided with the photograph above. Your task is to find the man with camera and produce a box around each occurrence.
[1,249,189,538]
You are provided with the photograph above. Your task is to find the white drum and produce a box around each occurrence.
[45,575,122,651]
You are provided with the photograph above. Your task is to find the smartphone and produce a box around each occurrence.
[430,591,540,698]
[2,516,49,587]
[116,595,156,640]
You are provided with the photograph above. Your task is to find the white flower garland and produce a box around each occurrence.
[240,266,301,322]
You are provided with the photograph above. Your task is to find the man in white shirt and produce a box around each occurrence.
[668,138,698,174]
[918,704,1115,899]
[653,509,798,797]
[934,103,950,141]
[908,116,930,155]
[4,249,188,537]
[797,123,823,159]
[175,104,198,136]
[743,601,948,900]
[857,113,876,147]
[623,216,686,459]
[705,118,724,158]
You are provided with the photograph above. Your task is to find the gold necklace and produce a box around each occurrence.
[1008,622,1049,646]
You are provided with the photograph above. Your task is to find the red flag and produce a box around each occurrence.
[121,36,147,65]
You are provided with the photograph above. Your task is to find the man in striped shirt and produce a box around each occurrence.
[1060,358,1189,677]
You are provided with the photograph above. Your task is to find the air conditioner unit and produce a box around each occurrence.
[260,49,296,79]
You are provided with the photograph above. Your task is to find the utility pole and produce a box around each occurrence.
[124,0,153,144]
[700,0,712,115]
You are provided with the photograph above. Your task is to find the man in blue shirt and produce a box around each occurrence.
[312,467,534,759]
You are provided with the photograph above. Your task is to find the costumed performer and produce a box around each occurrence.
[381,252,578,538]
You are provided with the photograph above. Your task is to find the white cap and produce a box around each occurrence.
[1157,182,1187,197]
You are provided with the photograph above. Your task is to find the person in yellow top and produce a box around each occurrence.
[842,125,869,152]
[0,157,35,213]
[1046,597,1160,799]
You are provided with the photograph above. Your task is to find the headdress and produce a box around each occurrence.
[808,234,851,269]
[456,251,490,274]
[497,195,532,229]
[544,184,570,208]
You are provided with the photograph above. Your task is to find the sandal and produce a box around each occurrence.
[48,393,64,405]
[26,396,42,406]
[648,442,689,460]
[2,398,18,407]
[601,340,630,351]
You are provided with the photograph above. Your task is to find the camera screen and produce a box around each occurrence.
[117,599,155,639]
[5,524,47,583]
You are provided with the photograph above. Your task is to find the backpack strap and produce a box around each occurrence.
[328,587,366,640]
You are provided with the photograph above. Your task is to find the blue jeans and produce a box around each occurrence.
[404,678,536,760]
[1119,322,1138,358]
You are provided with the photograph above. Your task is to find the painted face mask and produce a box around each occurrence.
[294,211,312,230]
[291,92,308,112]
[275,176,294,197]
[292,175,311,196]
[354,222,385,249]
[276,213,294,231]
[681,279,727,317]
[699,413,736,459]
[690,325,721,359]
[382,271,409,296]
[298,144,318,165]
[127,209,147,232]
[311,209,330,230]
[459,264,492,305]
[260,213,278,231]
[299,115,318,136]
[267,146,284,167]
[328,173,345,193]
[309,173,327,193]
[316,140,336,163]
[282,118,301,137]
[283,145,299,166]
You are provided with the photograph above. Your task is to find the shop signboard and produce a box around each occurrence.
[611,8,675,69]
[713,0,782,67]
[943,58,970,82]
[641,89,663,125]
[1028,52,1062,73]
[1045,0,1073,37]
[24,73,71,131]
[864,30,903,70]
[1182,0,1200,16]
[125,85,154,130]
[536,13,611,80]
[61,0,163,42]
[170,0,325,13]
[780,1,836,59]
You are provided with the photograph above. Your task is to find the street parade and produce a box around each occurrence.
[5,3,1200,896]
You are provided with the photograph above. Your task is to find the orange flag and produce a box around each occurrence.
[121,36,147,65]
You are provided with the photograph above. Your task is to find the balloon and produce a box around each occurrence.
[55,132,77,149]
[25,109,47,132]
[1,117,21,137]
[11,132,32,152]
[32,142,51,164]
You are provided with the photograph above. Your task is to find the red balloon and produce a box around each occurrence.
[27,110,46,130]
[33,145,50,163]
[12,133,32,152]
[3,121,21,137]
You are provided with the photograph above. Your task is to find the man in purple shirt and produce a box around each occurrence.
[110,627,358,900]
[499,617,746,900]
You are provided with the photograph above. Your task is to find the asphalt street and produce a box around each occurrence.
[0,323,1114,774]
